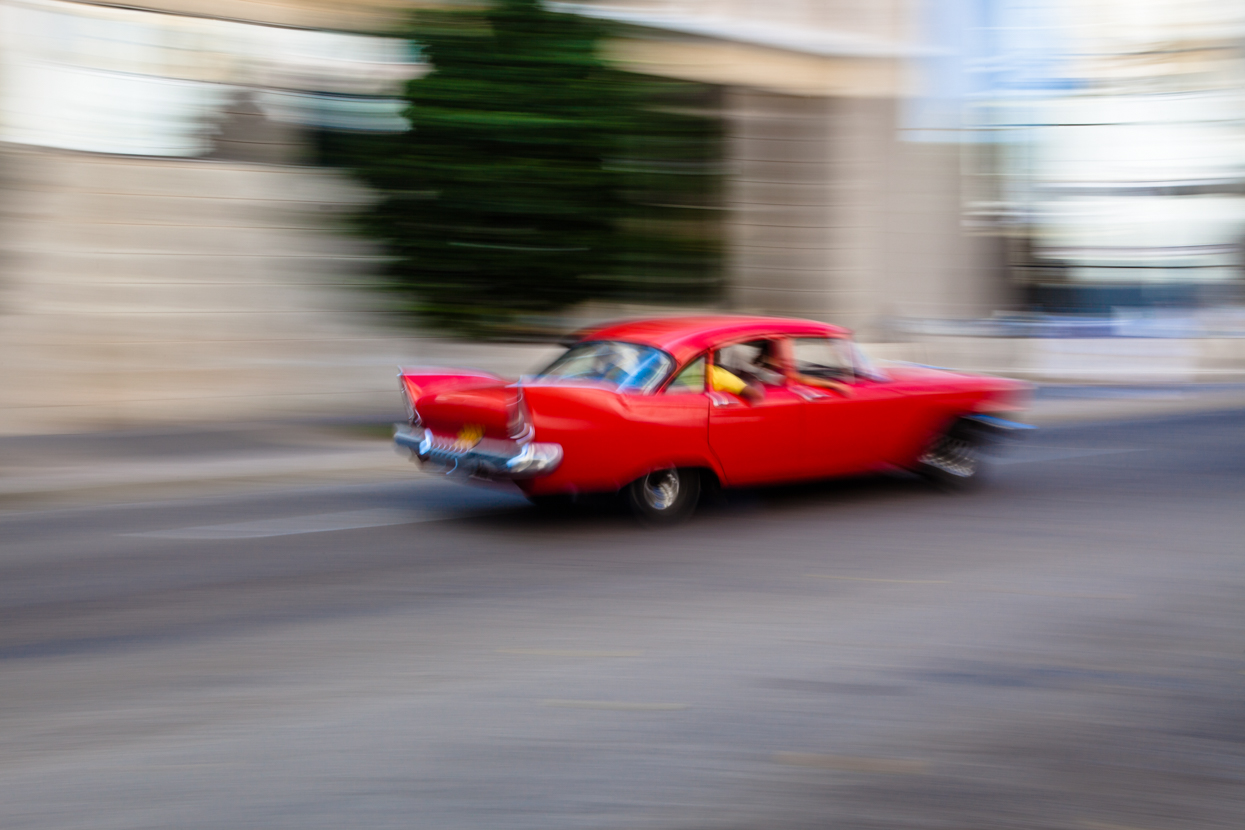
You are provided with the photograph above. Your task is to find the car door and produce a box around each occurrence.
[706,338,807,485]
[790,336,903,476]
[618,354,713,482]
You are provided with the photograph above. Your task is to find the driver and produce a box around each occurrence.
[747,341,786,386]
[754,340,854,397]
[709,340,852,401]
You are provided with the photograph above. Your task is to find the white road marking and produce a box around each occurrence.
[126,509,433,540]
[118,447,1135,540]
[498,649,644,657]
[806,579,1131,599]
[542,700,688,711]
[772,753,928,774]
[808,575,949,584]
[995,447,1139,465]
[974,588,1134,599]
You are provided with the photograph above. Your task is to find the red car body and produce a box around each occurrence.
[394,316,1030,513]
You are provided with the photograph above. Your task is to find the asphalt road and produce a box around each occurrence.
[2,411,1243,830]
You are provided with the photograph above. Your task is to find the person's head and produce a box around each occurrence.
[755,340,781,371]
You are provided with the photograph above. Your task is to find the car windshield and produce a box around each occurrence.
[533,341,673,393]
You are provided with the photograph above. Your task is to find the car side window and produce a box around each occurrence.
[714,340,785,387]
[664,356,706,394]
[792,338,854,381]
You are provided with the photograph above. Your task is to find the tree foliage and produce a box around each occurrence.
[339,0,722,334]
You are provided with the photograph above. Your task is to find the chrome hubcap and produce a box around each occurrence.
[641,470,680,510]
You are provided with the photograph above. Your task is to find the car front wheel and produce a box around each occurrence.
[627,468,700,526]
[918,421,987,490]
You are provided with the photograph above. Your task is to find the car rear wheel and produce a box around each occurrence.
[918,421,987,491]
[627,468,700,526]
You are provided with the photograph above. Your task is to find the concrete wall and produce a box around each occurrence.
[0,146,438,434]
[725,90,1006,339]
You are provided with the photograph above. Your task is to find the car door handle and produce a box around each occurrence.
[709,392,739,407]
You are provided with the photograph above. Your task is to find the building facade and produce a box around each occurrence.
[0,0,425,433]
[567,0,1010,337]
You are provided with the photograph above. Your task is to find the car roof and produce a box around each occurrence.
[577,315,850,365]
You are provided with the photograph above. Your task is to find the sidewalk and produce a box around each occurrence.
[0,423,415,509]
[3,384,1244,511]
[1026,383,1245,425]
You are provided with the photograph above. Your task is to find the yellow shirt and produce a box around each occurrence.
[708,365,748,395]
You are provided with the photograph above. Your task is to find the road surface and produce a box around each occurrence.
[1,411,1242,829]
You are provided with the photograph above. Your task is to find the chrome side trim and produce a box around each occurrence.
[790,385,830,401]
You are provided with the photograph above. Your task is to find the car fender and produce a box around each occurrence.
[520,385,723,495]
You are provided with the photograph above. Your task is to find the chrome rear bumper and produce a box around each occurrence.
[394,426,562,479]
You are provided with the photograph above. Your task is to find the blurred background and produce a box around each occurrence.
[3,6,1245,830]
[0,0,1244,433]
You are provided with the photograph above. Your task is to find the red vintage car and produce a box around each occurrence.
[394,316,1031,523]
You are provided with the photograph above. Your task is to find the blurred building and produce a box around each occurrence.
[573,0,1245,326]
[0,0,416,156]
[2,0,1243,433]
[0,0,1005,435]
[563,0,1012,337]
[996,0,1245,313]
[0,0,424,432]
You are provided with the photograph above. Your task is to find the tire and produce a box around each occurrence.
[918,421,988,491]
[627,468,701,526]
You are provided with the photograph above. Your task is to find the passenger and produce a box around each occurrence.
[708,362,762,403]
[709,341,778,403]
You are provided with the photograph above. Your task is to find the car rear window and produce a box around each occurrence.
[533,341,674,393]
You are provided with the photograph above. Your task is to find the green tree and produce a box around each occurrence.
[342,0,722,335]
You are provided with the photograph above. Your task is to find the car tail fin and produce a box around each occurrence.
[398,375,422,425]
[396,368,509,428]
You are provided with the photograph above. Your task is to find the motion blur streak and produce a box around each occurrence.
[0,0,417,155]
[1,0,1244,434]
[0,1,1243,828]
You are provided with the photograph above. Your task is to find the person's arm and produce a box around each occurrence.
[793,372,853,396]
[709,365,763,402]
